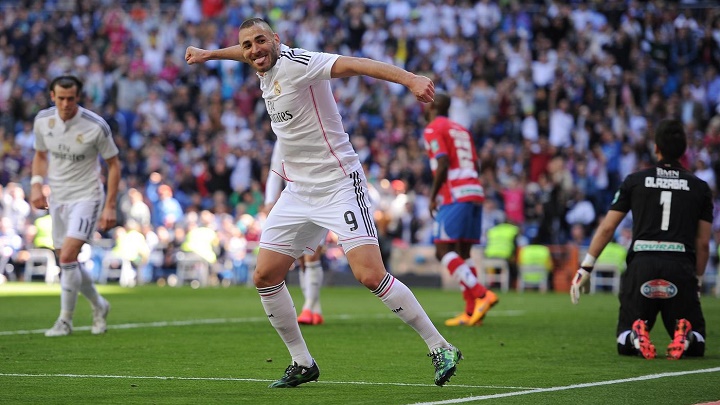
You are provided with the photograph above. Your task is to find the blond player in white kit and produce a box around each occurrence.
[30,75,120,337]
[186,17,462,388]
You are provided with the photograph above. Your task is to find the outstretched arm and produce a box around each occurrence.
[186,45,246,64]
[330,56,435,103]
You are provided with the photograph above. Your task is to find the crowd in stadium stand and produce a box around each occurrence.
[1,0,720,287]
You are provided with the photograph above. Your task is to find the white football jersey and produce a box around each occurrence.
[259,45,361,188]
[264,143,285,205]
[33,106,119,203]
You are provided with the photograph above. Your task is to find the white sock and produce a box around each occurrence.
[372,273,449,351]
[441,252,478,288]
[78,262,102,308]
[465,258,478,276]
[298,268,310,311]
[59,262,81,322]
[305,260,323,314]
[257,281,313,367]
[617,330,632,346]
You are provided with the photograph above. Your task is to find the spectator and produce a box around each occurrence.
[484,219,521,288]
[32,211,54,250]
[0,216,23,280]
[180,210,220,276]
[110,220,150,285]
[150,183,184,229]
[123,187,152,228]
[14,121,35,155]
[516,243,553,291]
[564,188,597,232]
[2,183,31,231]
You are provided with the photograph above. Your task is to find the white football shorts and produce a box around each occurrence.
[49,199,103,249]
[260,170,378,258]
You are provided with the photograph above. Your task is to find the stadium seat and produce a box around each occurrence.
[24,248,60,284]
[175,252,209,287]
[589,242,626,294]
[480,258,510,293]
[590,263,622,294]
[243,251,257,287]
[100,253,136,287]
[517,264,549,293]
[516,244,553,293]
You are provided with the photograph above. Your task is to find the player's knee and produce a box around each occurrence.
[354,269,386,291]
[434,246,451,262]
[252,267,285,288]
[58,251,79,264]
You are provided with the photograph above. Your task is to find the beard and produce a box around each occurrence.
[254,44,280,73]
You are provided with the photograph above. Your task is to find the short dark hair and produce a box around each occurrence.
[432,92,451,116]
[654,119,686,161]
[49,75,83,95]
[239,18,273,33]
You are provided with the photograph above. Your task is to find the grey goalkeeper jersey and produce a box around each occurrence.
[33,106,119,203]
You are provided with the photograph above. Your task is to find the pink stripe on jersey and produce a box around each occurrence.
[309,85,347,175]
[272,167,292,182]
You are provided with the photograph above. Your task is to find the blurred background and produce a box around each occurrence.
[1,0,719,294]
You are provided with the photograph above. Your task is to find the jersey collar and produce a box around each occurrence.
[54,105,84,126]
[657,159,685,170]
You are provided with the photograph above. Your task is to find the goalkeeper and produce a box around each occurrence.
[570,119,711,360]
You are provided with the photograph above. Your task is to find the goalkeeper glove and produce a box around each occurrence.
[571,254,596,304]
[570,268,591,304]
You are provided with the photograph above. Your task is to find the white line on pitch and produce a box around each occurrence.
[0,314,396,336]
[407,367,720,404]
[0,310,526,336]
[0,373,539,390]
[0,317,268,336]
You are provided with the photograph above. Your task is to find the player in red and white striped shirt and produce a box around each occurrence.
[423,92,498,327]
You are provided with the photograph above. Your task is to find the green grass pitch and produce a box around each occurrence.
[1,282,719,404]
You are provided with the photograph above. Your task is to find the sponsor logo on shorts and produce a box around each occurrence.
[640,279,677,299]
[633,240,685,252]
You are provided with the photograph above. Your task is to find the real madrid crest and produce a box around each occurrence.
[76,134,84,143]
[48,118,55,129]
[273,80,281,96]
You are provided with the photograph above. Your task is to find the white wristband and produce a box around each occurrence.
[30,175,44,185]
[581,253,596,269]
